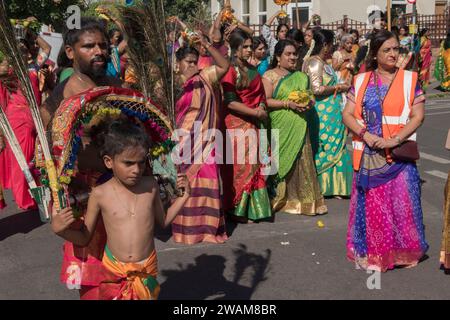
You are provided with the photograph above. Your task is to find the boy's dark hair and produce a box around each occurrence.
[96,119,151,158]
[63,17,108,48]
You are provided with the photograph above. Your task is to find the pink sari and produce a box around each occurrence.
[0,69,41,210]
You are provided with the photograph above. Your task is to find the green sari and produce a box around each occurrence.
[308,65,353,197]
[264,70,327,215]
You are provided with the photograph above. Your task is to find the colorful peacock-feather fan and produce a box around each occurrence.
[118,0,176,127]
[0,0,60,210]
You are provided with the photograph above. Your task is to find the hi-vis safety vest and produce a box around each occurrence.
[352,69,419,171]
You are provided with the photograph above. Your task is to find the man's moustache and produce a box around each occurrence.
[91,57,106,63]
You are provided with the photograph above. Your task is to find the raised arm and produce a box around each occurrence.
[199,36,230,80]
[236,20,254,36]
[51,189,101,247]
[175,17,188,32]
[101,9,128,55]
[303,17,313,32]
[266,11,283,27]
[210,10,225,43]
[35,35,51,58]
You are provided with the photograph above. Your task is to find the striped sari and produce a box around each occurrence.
[172,66,228,244]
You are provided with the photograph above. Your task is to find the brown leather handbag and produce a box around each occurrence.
[390,140,420,162]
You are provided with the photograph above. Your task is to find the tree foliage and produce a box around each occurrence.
[162,0,210,22]
[5,0,84,32]
[5,0,212,32]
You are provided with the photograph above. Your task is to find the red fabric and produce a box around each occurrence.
[0,70,41,210]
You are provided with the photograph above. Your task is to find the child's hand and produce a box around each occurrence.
[51,206,75,234]
[176,174,191,197]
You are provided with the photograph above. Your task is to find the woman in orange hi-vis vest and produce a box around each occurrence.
[342,30,428,272]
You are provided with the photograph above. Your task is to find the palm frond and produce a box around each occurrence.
[118,1,175,126]
[119,0,175,124]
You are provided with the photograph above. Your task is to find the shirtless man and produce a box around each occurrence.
[51,119,190,300]
[41,17,122,128]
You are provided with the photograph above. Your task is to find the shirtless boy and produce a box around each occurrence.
[51,119,190,300]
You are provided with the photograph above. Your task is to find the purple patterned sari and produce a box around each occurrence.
[346,73,428,272]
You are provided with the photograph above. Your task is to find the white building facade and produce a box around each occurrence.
[210,0,439,26]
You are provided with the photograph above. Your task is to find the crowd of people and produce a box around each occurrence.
[0,5,449,300]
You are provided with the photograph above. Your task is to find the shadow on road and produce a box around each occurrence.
[154,218,260,242]
[159,244,271,299]
[0,210,44,241]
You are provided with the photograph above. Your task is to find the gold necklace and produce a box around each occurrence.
[277,66,289,77]
[112,179,138,218]
[74,72,86,83]
[74,72,95,88]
